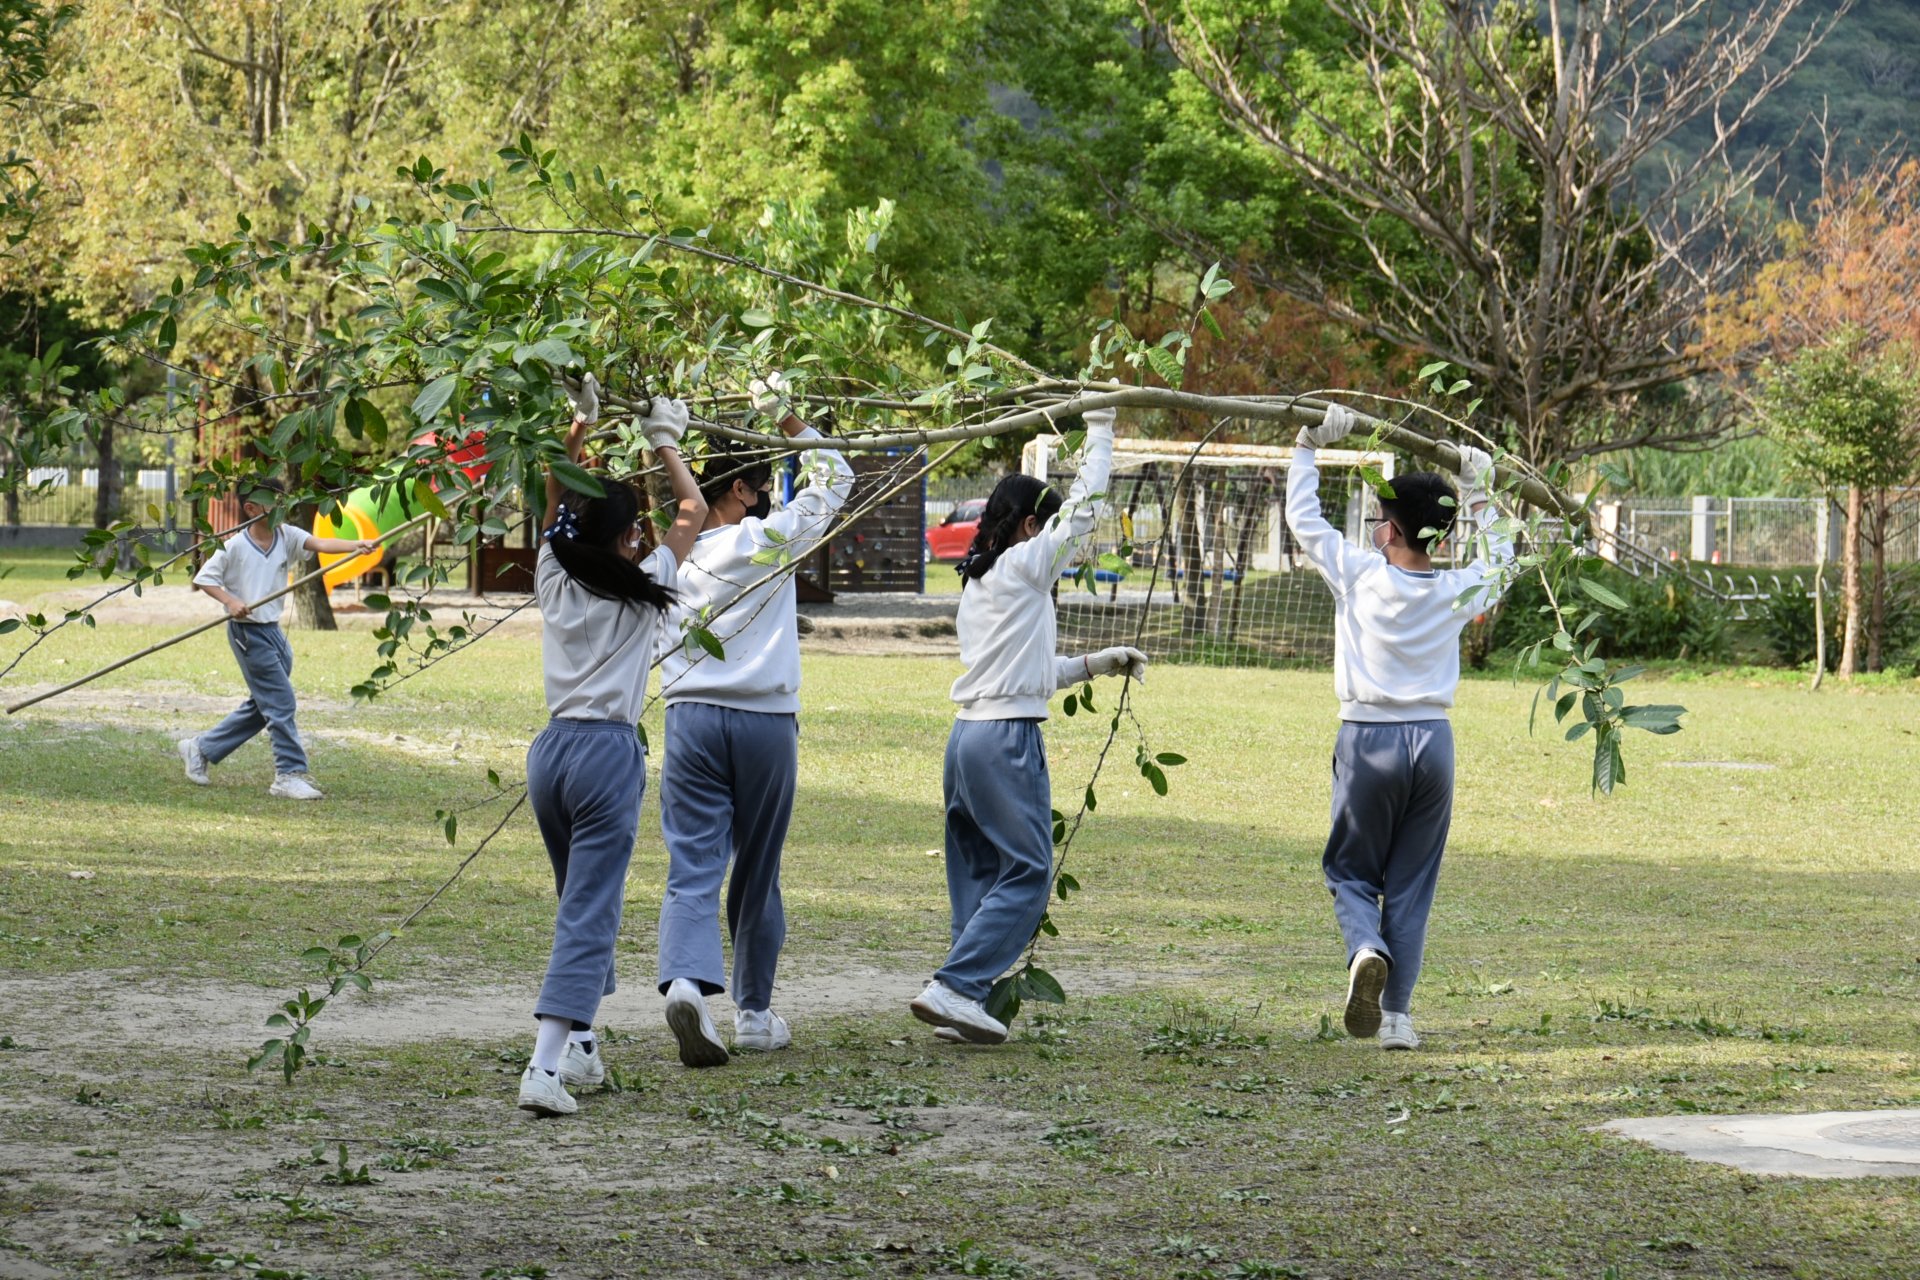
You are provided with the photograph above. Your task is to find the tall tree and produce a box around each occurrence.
[1757,335,1918,678]
[1138,0,1845,467]
[1711,152,1920,671]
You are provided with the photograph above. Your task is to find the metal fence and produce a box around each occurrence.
[1604,492,1920,569]
[3,466,191,529]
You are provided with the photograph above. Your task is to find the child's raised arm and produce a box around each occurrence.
[1452,444,1515,600]
[637,398,708,565]
[1285,405,1365,591]
[1004,404,1116,586]
[754,373,855,552]
[548,374,601,531]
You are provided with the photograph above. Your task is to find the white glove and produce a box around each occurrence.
[1081,406,1116,438]
[749,372,798,421]
[1457,443,1495,499]
[1084,645,1149,682]
[563,372,600,426]
[1296,404,1355,450]
[641,397,690,452]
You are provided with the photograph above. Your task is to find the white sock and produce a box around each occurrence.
[531,1016,572,1075]
[569,1028,595,1051]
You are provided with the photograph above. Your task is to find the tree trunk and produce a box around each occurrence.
[1,413,20,526]
[91,420,118,530]
[1867,488,1887,673]
[1838,485,1863,678]
[283,494,337,631]
[1176,474,1208,639]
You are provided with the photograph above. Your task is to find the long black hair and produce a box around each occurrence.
[546,480,675,610]
[957,473,1062,583]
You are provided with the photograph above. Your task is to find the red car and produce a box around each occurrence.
[926,498,987,560]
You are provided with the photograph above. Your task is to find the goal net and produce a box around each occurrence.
[1021,433,1398,669]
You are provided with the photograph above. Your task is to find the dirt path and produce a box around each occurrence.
[0,957,1205,1056]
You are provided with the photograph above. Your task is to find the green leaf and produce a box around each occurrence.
[739,308,776,330]
[1418,360,1450,380]
[411,374,457,423]
[1084,784,1097,812]
[690,626,725,660]
[984,975,1021,1025]
[550,459,605,497]
[1154,752,1187,766]
[1022,966,1067,1004]
[1145,345,1183,388]
[415,485,452,522]
[1577,576,1631,611]
[1620,704,1686,735]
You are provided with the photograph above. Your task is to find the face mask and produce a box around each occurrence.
[747,489,773,521]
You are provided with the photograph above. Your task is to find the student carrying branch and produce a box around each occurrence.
[910,407,1149,1046]
[178,477,380,801]
[515,375,708,1118]
[1285,406,1509,1051]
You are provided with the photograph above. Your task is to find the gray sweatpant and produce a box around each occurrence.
[655,702,800,1013]
[526,717,646,1029]
[1323,719,1455,1014]
[199,621,308,775]
[935,718,1054,1003]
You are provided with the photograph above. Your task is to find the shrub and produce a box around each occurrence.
[1487,565,1731,663]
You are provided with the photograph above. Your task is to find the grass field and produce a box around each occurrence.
[1,548,1917,1279]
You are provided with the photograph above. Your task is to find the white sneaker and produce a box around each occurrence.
[932,1026,968,1045]
[178,737,210,785]
[560,1040,605,1087]
[269,772,324,801]
[516,1066,576,1116]
[909,980,1007,1045]
[1344,948,1388,1039]
[1379,1012,1421,1051]
[664,978,729,1068]
[733,1009,792,1053]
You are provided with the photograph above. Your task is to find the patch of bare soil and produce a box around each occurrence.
[0,958,1198,1279]
[0,958,1177,1056]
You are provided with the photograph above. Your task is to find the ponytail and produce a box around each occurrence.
[545,480,676,611]
[957,473,1062,584]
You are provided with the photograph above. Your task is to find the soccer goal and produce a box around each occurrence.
[1021,433,1396,668]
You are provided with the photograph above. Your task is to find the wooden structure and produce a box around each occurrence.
[818,449,926,595]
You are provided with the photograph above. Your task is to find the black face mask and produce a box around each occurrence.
[746,489,772,521]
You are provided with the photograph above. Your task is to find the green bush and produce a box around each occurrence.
[1489,565,1732,663]
[1747,570,1919,673]
[1755,577,1838,669]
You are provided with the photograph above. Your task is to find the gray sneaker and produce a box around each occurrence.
[178,737,210,786]
[269,773,324,801]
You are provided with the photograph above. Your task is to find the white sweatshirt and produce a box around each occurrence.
[537,541,677,724]
[657,430,855,714]
[193,524,315,625]
[1285,447,1513,723]
[950,423,1114,721]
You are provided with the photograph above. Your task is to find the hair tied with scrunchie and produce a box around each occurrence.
[545,502,581,542]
